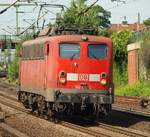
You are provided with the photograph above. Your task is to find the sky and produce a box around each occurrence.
[0,0,149,35]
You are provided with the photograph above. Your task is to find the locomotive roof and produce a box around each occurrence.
[22,35,112,46]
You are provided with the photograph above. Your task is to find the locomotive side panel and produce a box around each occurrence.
[20,60,45,94]
[46,40,58,88]
[20,43,46,96]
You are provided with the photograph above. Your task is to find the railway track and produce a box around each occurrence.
[115,96,150,108]
[114,96,150,117]
[97,122,149,137]
[0,123,29,137]
[0,101,29,137]
[112,104,150,118]
[0,81,150,118]
[0,91,149,137]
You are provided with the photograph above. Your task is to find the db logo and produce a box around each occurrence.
[78,74,89,81]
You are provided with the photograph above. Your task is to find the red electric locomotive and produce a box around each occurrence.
[18,28,114,119]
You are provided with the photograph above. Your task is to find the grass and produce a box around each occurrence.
[115,81,150,97]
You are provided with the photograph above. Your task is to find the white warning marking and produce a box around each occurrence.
[89,74,100,82]
[67,73,78,81]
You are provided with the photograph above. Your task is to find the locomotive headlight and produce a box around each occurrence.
[101,72,107,78]
[101,79,107,85]
[60,78,66,84]
[59,71,67,84]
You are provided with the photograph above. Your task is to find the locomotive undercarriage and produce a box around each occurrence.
[18,91,112,121]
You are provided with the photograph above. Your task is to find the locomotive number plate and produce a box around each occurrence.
[78,74,89,81]
[67,73,100,82]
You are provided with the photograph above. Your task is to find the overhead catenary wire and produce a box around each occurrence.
[43,7,58,16]
[78,0,99,15]
[106,0,141,10]
[0,0,20,14]
[2,28,13,35]
[18,10,49,36]
[36,3,66,30]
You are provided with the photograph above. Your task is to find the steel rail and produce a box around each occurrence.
[112,105,150,118]
[97,122,149,137]
[115,96,150,103]
[61,122,110,137]
[0,123,29,137]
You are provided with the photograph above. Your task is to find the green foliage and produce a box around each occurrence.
[99,28,113,37]
[116,81,150,96]
[143,18,150,27]
[56,0,111,29]
[111,30,133,73]
[140,31,150,77]
[113,63,128,87]
[140,31,150,50]
[8,44,21,82]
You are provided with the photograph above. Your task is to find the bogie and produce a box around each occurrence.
[18,91,111,121]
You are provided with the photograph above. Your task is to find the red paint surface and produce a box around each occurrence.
[20,35,113,92]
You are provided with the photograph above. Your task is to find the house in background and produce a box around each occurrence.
[110,21,146,32]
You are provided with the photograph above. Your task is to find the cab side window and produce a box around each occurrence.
[22,44,44,60]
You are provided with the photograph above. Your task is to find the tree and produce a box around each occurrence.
[140,31,150,79]
[111,30,133,86]
[143,18,150,27]
[56,0,111,30]
[111,30,133,72]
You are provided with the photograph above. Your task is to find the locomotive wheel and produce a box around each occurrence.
[17,91,21,101]
[37,96,46,116]
[54,112,60,124]
[47,108,54,122]
[30,102,38,112]
[23,101,29,109]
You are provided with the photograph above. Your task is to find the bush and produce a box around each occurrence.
[115,81,150,97]
[140,31,150,78]
[111,30,133,74]
[113,63,128,88]
[8,44,21,82]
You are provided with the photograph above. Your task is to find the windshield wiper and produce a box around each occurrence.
[90,52,99,60]
[70,52,78,60]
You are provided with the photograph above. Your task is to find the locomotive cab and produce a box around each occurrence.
[54,36,113,115]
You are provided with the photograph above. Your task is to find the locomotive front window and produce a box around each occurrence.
[60,43,80,58]
[88,44,107,59]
